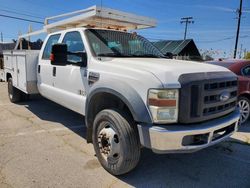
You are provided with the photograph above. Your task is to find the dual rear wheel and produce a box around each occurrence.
[8,77,29,103]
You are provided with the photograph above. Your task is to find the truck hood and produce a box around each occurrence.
[105,58,231,87]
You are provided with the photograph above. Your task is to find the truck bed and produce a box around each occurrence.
[3,50,40,94]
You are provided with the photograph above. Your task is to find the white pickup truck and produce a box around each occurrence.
[3,6,240,175]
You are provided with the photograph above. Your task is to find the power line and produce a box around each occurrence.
[146,34,250,43]
[22,0,71,13]
[0,14,43,24]
[0,8,44,20]
[0,5,45,18]
[180,17,194,40]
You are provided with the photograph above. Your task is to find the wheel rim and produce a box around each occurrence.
[238,99,250,124]
[97,122,121,162]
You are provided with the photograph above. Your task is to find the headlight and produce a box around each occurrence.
[148,89,179,123]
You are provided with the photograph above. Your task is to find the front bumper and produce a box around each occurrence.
[137,109,240,154]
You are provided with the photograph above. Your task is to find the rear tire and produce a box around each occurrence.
[92,109,141,175]
[238,96,250,124]
[8,77,22,103]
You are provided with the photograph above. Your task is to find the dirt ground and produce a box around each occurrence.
[0,82,250,188]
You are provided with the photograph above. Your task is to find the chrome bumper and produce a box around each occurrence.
[137,109,240,154]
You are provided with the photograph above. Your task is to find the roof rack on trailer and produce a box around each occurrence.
[19,5,157,39]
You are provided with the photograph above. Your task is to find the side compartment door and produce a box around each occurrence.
[37,34,61,99]
[4,54,16,84]
[53,31,87,114]
[16,55,27,92]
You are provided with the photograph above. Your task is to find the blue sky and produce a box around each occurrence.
[0,0,249,58]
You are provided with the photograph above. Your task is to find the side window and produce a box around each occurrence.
[62,31,85,63]
[242,65,250,76]
[42,34,60,59]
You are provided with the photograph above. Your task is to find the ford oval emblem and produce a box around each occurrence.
[220,91,230,102]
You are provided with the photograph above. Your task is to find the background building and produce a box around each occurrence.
[152,39,202,61]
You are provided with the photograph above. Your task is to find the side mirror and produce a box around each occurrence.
[69,51,87,67]
[80,52,87,67]
[50,44,68,66]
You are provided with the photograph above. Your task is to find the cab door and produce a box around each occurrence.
[37,34,61,99]
[52,31,88,115]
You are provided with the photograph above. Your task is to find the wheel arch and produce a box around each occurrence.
[239,92,250,101]
[85,86,152,143]
[6,72,12,81]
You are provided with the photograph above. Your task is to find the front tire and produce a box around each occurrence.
[92,109,141,175]
[8,77,22,103]
[238,96,250,124]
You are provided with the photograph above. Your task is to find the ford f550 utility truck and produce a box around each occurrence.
[3,6,240,175]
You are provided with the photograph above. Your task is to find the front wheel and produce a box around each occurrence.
[238,96,250,124]
[92,109,141,175]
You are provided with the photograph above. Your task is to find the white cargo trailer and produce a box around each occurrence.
[3,50,39,94]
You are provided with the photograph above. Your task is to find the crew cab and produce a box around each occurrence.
[3,6,240,175]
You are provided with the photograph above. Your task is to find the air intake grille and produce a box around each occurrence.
[178,72,238,124]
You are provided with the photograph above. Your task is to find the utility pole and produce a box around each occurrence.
[233,0,243,59]
[239,44,243,59]
[0,32,3,42]
[180,17,194,40]
[243,48,247,59]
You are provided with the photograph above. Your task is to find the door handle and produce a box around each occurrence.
[53,67,56,77]
[38,65,41,73]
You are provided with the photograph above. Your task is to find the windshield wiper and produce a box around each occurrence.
[131,54,162,58]
[97,53,134,58]
[97,53,163,58]
[97,53,131,57]
[97,53,123,57]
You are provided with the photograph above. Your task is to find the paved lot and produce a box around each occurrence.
[0,82,250,188]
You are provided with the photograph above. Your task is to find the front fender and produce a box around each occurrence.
[85,80,152,125]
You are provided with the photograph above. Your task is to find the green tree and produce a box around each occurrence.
[244,52,250,59]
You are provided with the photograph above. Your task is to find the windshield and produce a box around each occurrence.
[85,29,165,58]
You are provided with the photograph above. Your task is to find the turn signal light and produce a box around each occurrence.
[50,53,55,61]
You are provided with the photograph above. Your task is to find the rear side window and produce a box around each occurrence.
[242,65,250,76]
[42,34,60,59]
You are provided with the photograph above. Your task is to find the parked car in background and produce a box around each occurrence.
[207,60,250,124]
